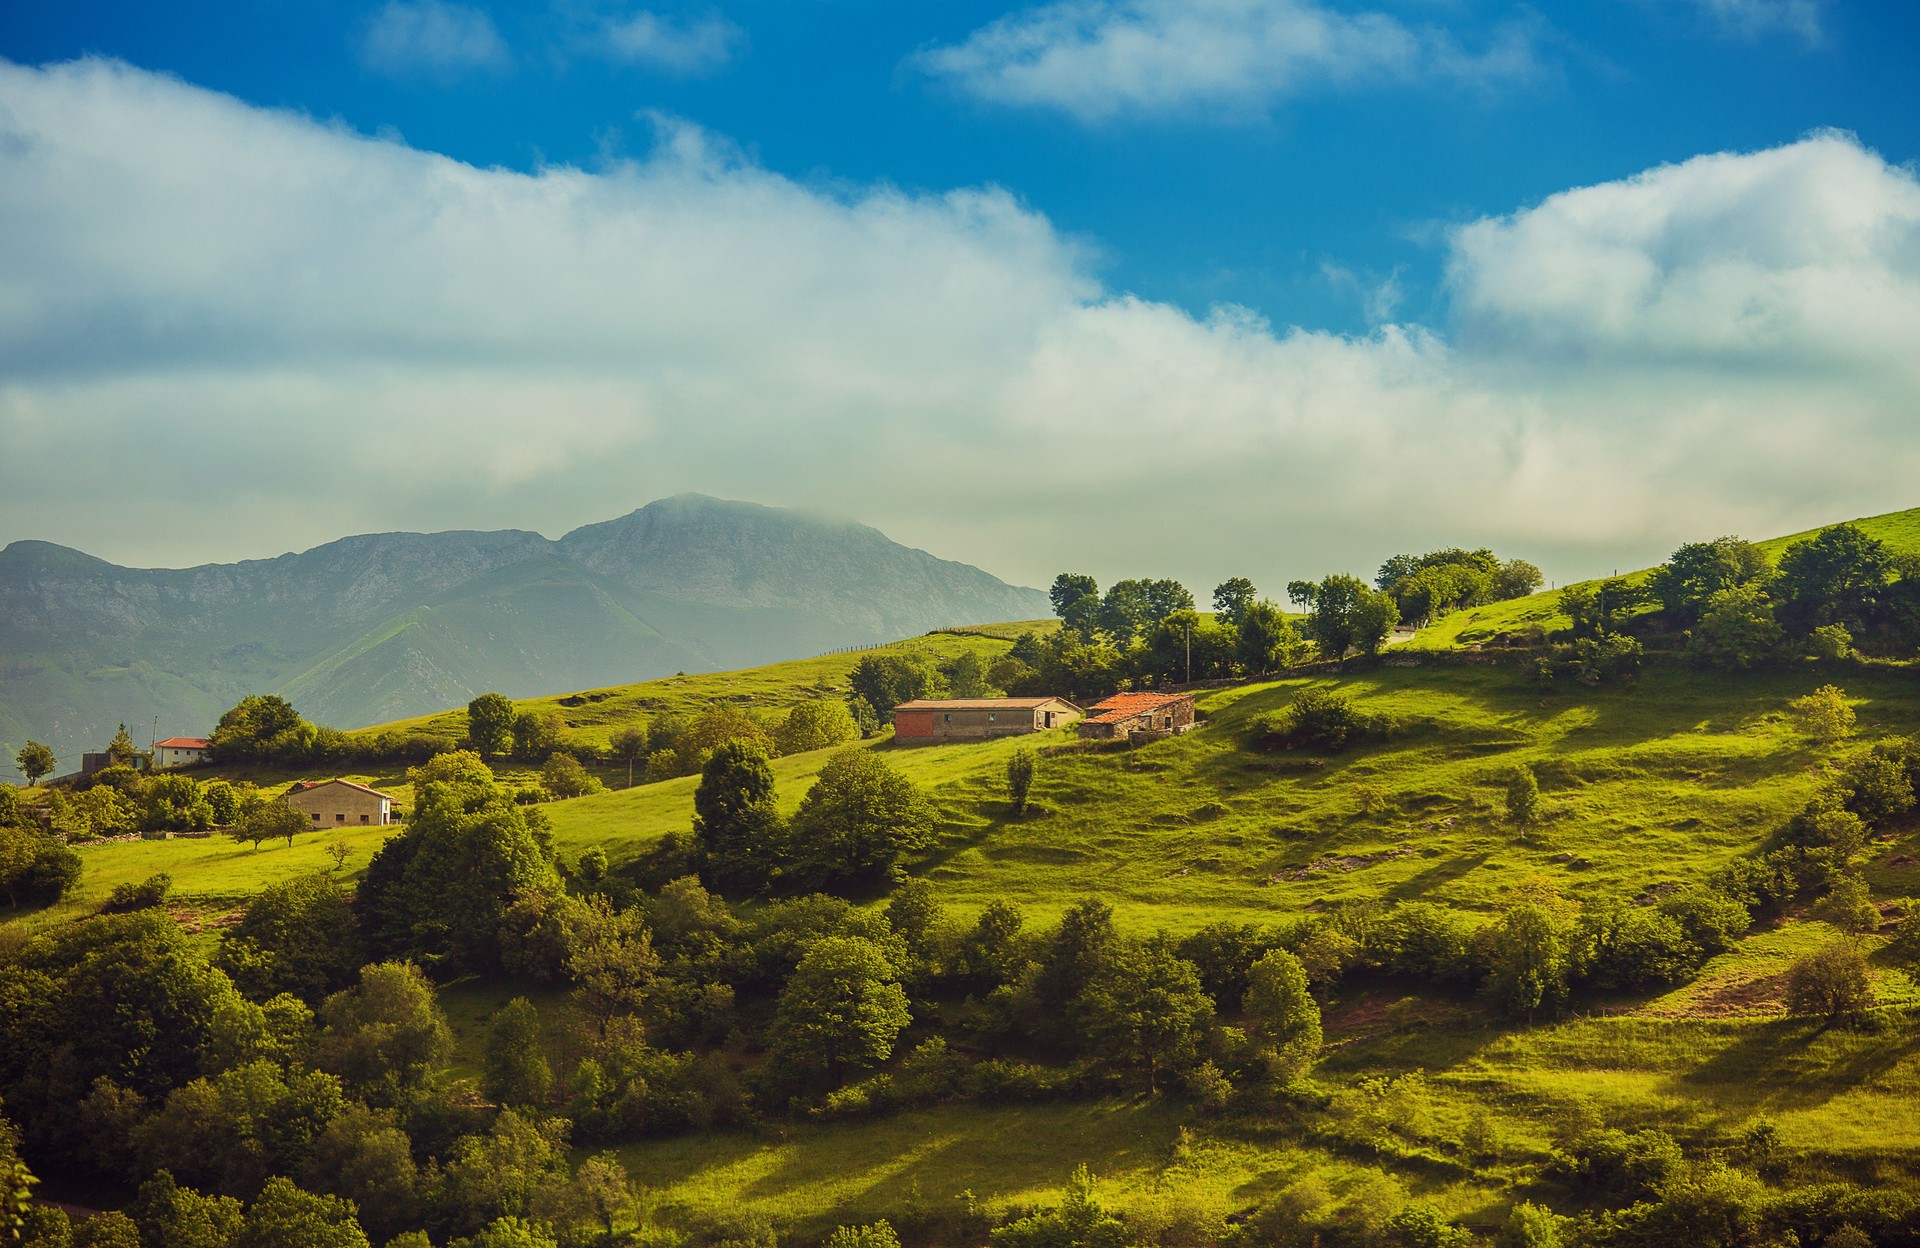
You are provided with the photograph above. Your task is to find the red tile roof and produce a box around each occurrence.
[1084,692,1192,724]
[154,737,210,749]
[894,698,1077,711]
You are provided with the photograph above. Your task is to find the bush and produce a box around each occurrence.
[1553,1127,1684,1202]
[540,753,600,799]
[1250,688,1388,753]
[102,873,173,914]
[1785,943,1874,1021]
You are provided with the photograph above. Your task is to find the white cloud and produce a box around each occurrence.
[360,0,509,76]
[1,58,1918,595]
[1688,0,1825,42]
[597,10,744,73]
[911,0,1545,122]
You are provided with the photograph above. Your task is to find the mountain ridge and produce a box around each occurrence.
[0,495,1048,773]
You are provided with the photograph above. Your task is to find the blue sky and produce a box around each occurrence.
[2,1,1919,592]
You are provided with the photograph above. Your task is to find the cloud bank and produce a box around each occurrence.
[912,0,1544,121]
[1,58,1917,593]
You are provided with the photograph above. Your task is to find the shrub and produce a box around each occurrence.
[1553,1127,1684,1202]
[540,753,600,799]
[1250,688,1387,753]
[102,873,173,914]
[1785,943,1874,1021]
[1788,685,1855,743]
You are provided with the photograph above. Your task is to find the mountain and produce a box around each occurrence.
[0,495,1049,773]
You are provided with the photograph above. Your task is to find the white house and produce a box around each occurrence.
[152,736,211,769]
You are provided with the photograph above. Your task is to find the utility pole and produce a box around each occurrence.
[1185,619,1192,684]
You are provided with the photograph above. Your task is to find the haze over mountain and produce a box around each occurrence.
[0,494,1048,774]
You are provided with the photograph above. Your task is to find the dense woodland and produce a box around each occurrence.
[6,522,1920,1247]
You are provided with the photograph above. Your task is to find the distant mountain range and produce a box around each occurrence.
[0,494,1049,774]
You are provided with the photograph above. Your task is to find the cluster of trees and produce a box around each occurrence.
[21,763,310,850]
[0,788,81,910]
[1370,547,1542,626]
[1565,524,1920,669]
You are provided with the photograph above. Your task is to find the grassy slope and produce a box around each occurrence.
[1407,503,1920,651]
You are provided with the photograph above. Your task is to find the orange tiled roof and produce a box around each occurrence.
[1084,692,1191,724]
[154,737,210,749]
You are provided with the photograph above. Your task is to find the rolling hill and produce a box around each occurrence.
[0,494,1049,777]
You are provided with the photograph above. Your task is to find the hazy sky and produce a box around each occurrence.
[2,1,1918,595]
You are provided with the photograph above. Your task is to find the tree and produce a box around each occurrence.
[204,780,242,826]
[827,1222,902,1248]
[1688,584,1784,670]
[1285,580,1317,610]
[1235,599,1303,675]
[217,872,363,1003]
[540,753,598,799]
[1787,684,1855,744]
[1500,1201,1569,1248]
[1777,523,1892,631]
[129,1169,246,1248]
[564,895,660,1042]
[846,656,946,720]
[311,962,453,1105]
[789,748,936,891]
[1561,577,1643,639]
[230,796,306,850]
[1242,949,1321,1085]
[1649,537,1771,624]
[210,696,316,764]
[608,726,649,789]
[1049,574,1101,634]
[692,740,786,895]
[15,742,55,786]
[467,693,517,759]
[1494,559,1544,601]
[511,711,566,763]
[141,774,213,834]
[1784,942,1873,1021]
[1,1107,37,1246]
[1478,891,1575,1020]
[0,825,83,909]
[484,997,552,1108]
[107,724,140,768]
[1006,746,1036,817]
[1506,767,1541,828]
[1304,574,1398,662]
[776,701,859,756]
[1816,873,1880,936]
[767,936,910,1087]
[235,1176,370,1248]
[1212,578,1257,626]
[73,1211,141,1247]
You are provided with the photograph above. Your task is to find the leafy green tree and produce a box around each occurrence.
[693,740,786,895]
[1080,939,1212,1091]
[1049,574,1101,634]
[775,701,860,756]
[1478,892,1575,1020]
[1807,622,1853,659]
[230,796,306,851]
[1,1106,37,1247]
[767,936,911,1087]
[942,651,993,699]
[0,825,83,909]
[311,962,453,1105]
[1561,577,1643,639]
[450,1217,559,1248]
[132,1059,347,1199]
[826,1222,901,1248]
[607,725,649,789]
[210,696,316,764]
[1234,598,1303,674]
[1649,536,1771,624]
[14,742,54,787]
[789,748,935,891]
[1006,746,1036,817]
[1211,578,1257,626]
[1099,578,1193,644]
[1816,873,1880,935]
[141,774,213,834]
[1028,899,1116,1040]
[484,997,552,1108]
[1305,574,1398,661]
[434,1110,570,1240]
[958,899,1028,989]
[1784,942,1873,1021]
[1506,767,1541,828]
[216,873,362,1004]
[466,693,517,759]
[107,724,140,767]
[511,711,566,763]
[72,1211,141,1248]
[1777,523,1892,631]
[358,752,562,971]
[1494,558,1544,601]
[203,780,242,827]
[990,1165,1130,1248]
[1687,583,1785,670]
[1499,1201,1569,1248]
[300,1103,418,1243]
[564,896,660,1042]
[540,753,598,799]
[235,1176,370,1248]
[1243,949,1321,1085]
[0,787,15,829]
[1787,684,1855,744]
[847,656,947,719]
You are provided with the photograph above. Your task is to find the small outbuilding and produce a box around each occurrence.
[892,697,1083,742]
[153,737,212,769]
[1076,692,1197,741]
[285,779,397,829]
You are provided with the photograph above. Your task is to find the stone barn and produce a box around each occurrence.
[892,697,1082,742]
[1075,692,1196,741]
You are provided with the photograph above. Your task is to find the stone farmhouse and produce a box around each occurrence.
[1076,692,1197,741]
[285,778,397,829]
[152,737,212,769]
[892,697,1083,742]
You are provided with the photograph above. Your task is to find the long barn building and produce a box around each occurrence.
[892,697,1082,742]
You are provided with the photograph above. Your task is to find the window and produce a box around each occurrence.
[336,813,346,822]
[310,812,321,823]
[360,814,370,824]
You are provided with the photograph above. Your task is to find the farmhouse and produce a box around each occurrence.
[892,697,1082,741]
[1076,692,1197,741]
[152,737,211,769]
[285,778,396,828]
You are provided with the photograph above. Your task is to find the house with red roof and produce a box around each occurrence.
[152,737,212,769]
[1076,692,1196,741]
[892,697,1082,742]
[284,778,397,828]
